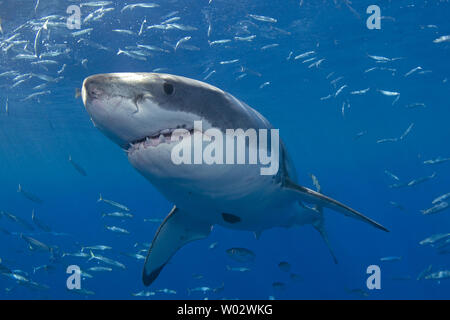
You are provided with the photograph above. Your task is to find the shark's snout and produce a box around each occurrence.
[81,73,186,150]
[80,72,226,152]
[82,75,108,108]
[85,82,104,100]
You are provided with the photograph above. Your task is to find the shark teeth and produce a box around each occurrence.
[127,127,195,154]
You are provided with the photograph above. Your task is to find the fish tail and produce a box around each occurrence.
[97,194,103,202]
[17,184,22,192]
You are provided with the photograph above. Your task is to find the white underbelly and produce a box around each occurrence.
[128,139,297,231]
[147,165,296,231]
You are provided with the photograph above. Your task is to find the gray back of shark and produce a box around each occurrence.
[82,73,388,286]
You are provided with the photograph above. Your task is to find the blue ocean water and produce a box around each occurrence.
[0,0,449,300]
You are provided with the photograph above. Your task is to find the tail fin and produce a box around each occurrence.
[17,184,22,193]
[97,194,103,202]
[88,250,96,261]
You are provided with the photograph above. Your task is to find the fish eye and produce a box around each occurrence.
[163,82,174,95]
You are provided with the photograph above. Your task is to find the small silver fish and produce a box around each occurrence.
[433,35,450,43]
[105,225,130,234]
[424,157,450,165]
[248,14,277,23]
[81,245,112,252]
[261,43,279,50]
[88,251,126,269]
[220,59,239,65]
[259,82,270,89]
[335,85,348,97]
[384,170,400,181]
[121,3,159,13]
[72,28,93,37]
[421,202,448,215]
[209,39,231,46]
[432,193,450,204]
[112,29,135,35]
[102,211,133,219]
[350,88,370,95]
[294,51,315,60]
[175,36,191,51]
[226,265,251,272]
[380,256,402,262]
[404,66,423,77]
[234,35,256,42]
[419,233,450,246]
[97,194,130,211]
[425,270,450,280]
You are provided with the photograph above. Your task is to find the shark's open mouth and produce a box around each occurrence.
[127,127,195,154]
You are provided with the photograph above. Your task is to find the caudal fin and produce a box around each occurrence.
[88,250,96,261]
[97,194,103,202]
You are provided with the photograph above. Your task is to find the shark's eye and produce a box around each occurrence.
[135,93,144,102]
[163,82,174,95]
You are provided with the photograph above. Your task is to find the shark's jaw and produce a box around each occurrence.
[82,73,204,152]
[127,127,196,155]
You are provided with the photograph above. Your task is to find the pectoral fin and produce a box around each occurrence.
[142,206,212,286]
[284,178,389,232]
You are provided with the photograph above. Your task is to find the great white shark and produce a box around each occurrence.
[81,73,388,286]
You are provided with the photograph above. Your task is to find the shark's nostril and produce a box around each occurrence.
[88,86,103,99]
